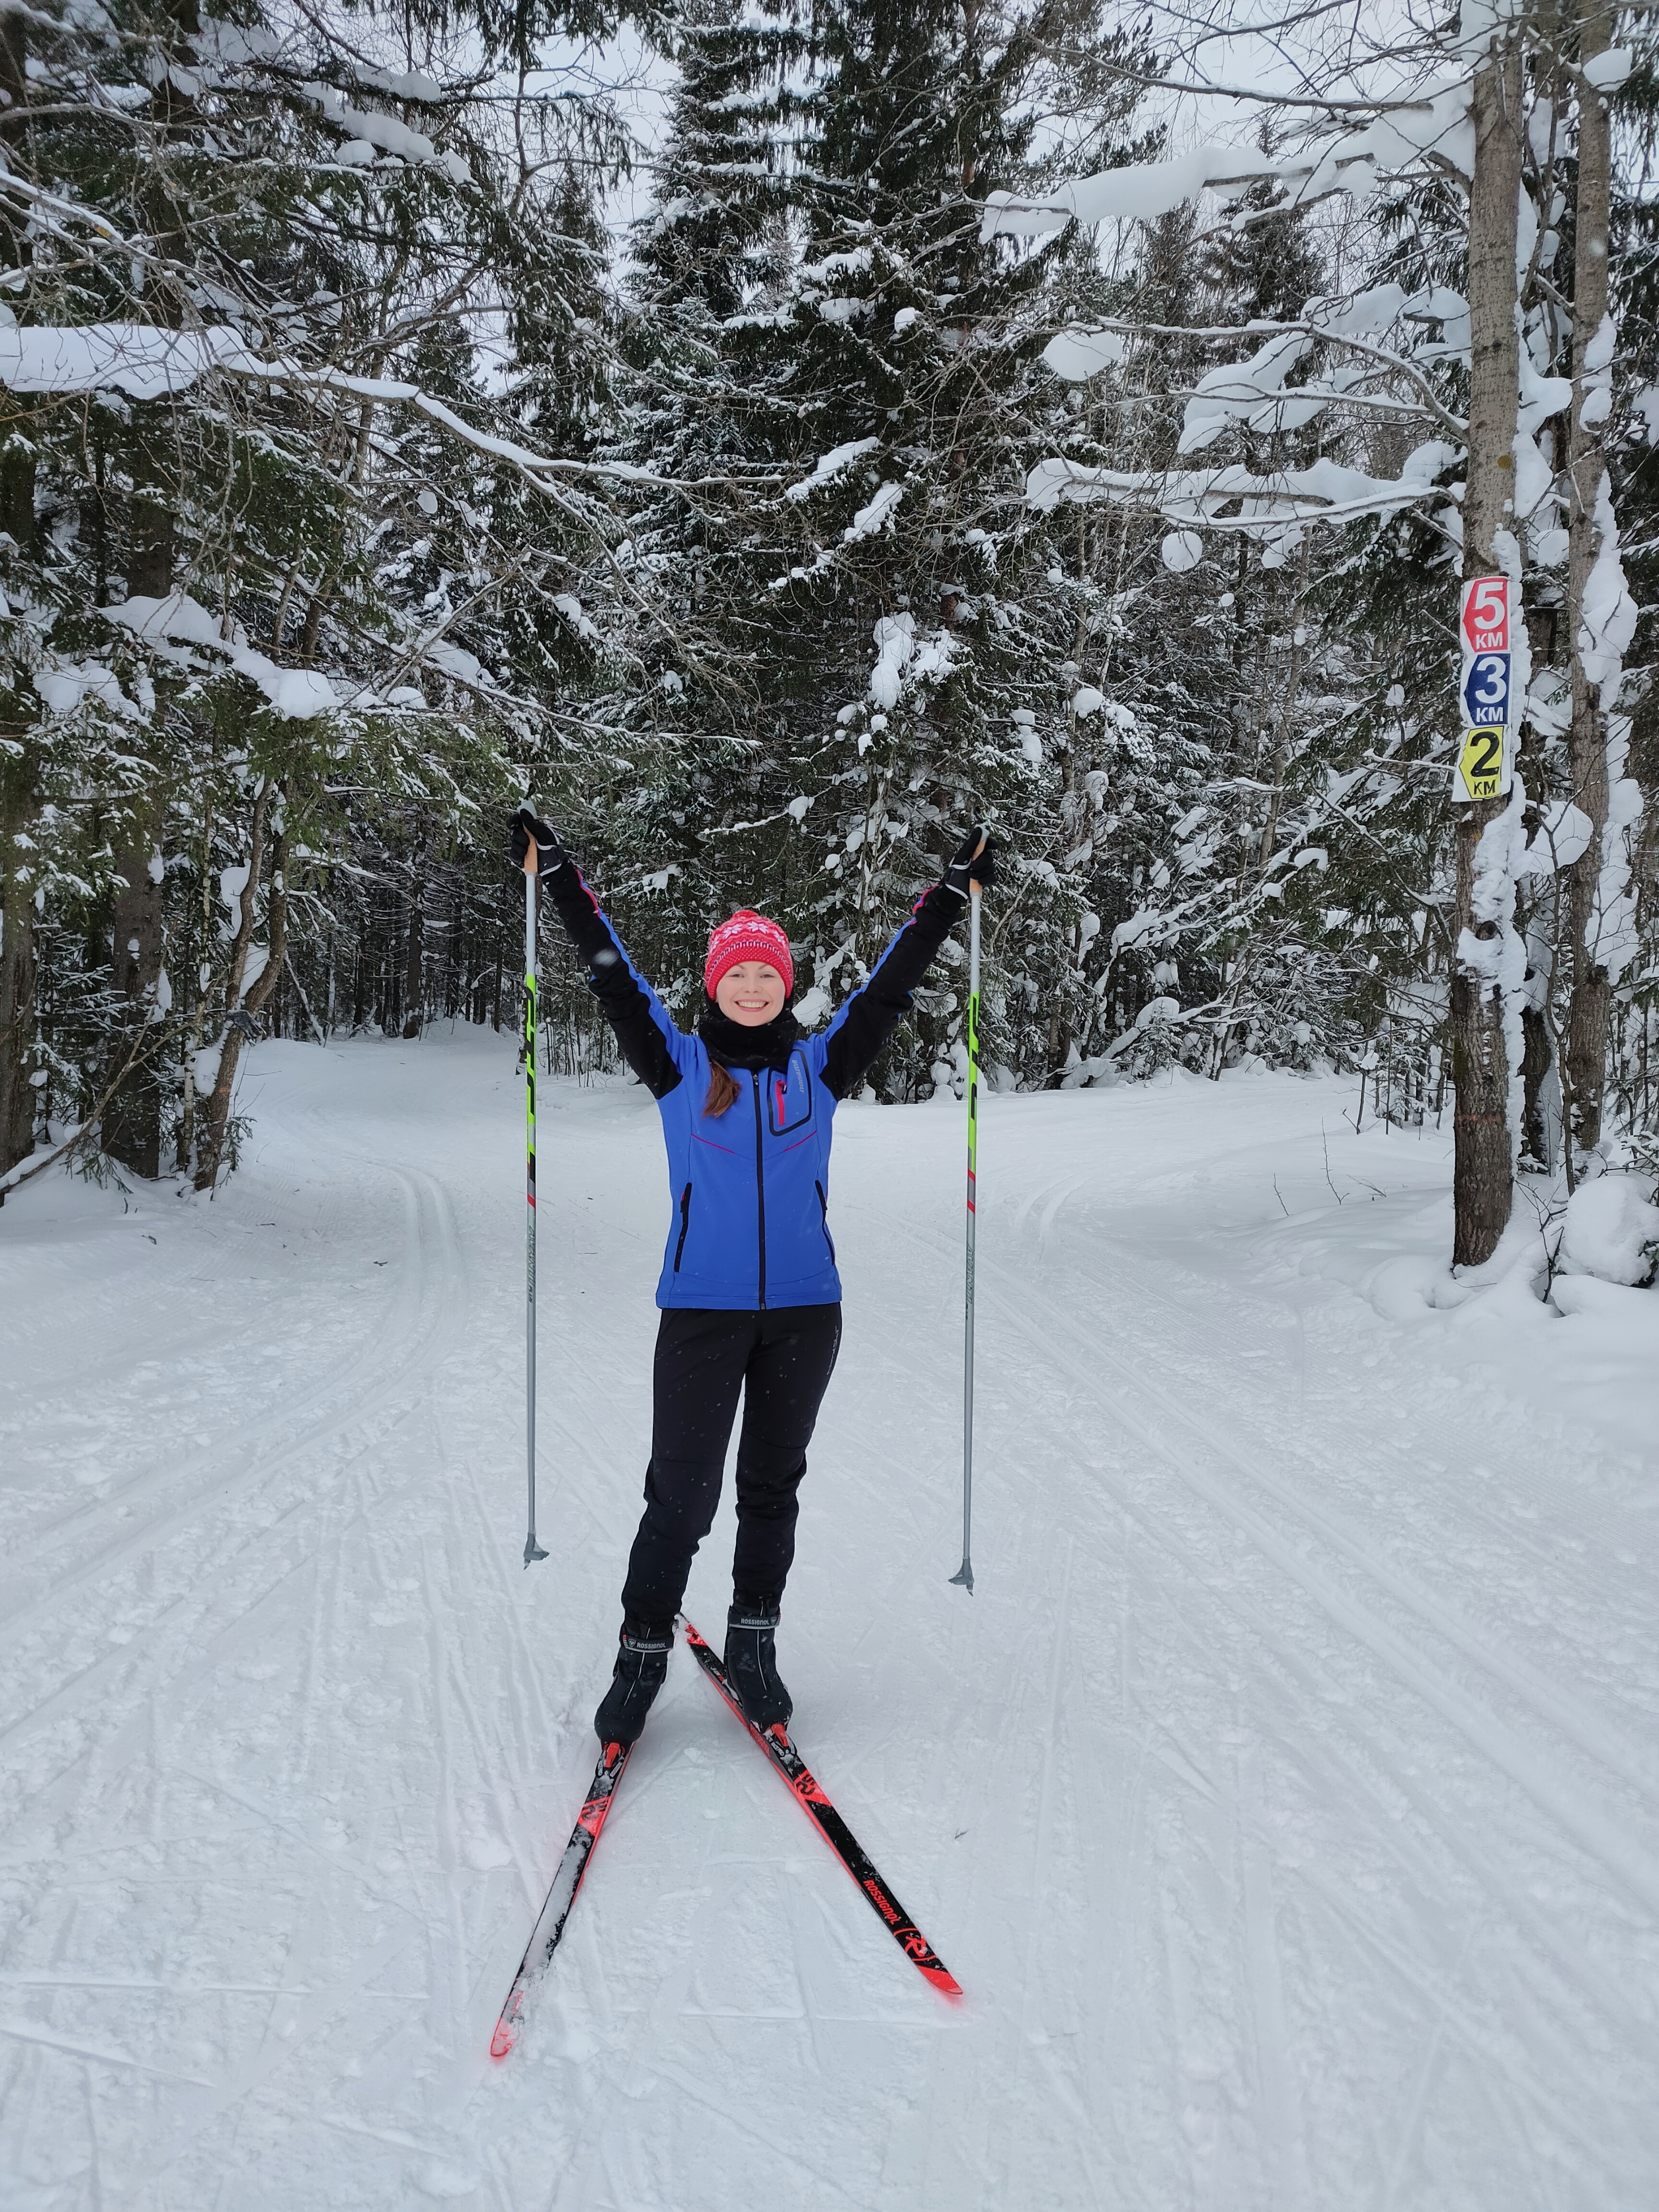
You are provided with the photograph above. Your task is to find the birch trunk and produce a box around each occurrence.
[193,778,272,1190]
[194,825,288,1190]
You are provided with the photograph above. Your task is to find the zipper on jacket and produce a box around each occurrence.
[673,1181,692,1272]
[751,1070,767,1308]
[815,1179,835,1264]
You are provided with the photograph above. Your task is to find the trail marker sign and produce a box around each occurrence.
[1461,651,1511,728]
[1458,726,1507,801]
[1460,575,1510,653]
[1454,576,1515,802]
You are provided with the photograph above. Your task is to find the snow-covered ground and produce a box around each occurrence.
[3,1031,1657,2211]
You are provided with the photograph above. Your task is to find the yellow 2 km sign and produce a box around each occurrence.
[1458,725,1506,801]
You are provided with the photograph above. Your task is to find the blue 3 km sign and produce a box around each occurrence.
[1461,650,1511,729]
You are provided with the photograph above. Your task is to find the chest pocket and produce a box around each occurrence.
[766,1049,816,1137]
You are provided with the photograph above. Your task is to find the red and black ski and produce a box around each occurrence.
[680,1616,961,1998]
[491,1738,631,2058]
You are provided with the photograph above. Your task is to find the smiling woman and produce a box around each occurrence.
[703,911,794,1115]
[506,805,994,1746]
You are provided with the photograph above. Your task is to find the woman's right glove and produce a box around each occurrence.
[509,806,566,873]
[942,825,996,902]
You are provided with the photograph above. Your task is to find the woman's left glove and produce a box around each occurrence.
[509,806,565,873]
[942,825,996,901]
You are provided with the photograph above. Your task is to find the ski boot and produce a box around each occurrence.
[724,1599,792,1732]
[593,1621,672,1744]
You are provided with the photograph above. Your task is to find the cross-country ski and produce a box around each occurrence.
[681,1615,961,1998]
[490,1739,631,2060]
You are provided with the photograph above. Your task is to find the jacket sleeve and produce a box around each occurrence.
[541,863,685,1100]
[818,883,963,1101]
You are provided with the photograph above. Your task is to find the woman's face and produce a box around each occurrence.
[715,962,787,1027]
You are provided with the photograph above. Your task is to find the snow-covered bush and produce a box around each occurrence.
[1557,1174,1659,1288]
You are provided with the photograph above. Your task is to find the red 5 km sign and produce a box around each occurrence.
[1460,575,1509,653]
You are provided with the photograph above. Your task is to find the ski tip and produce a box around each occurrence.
[490,2017,518,2060]
[903,1932,962,1995]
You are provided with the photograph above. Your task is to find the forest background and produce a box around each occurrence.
[0,0,1654,1274]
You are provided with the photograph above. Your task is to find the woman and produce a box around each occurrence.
[508,807,994,1746]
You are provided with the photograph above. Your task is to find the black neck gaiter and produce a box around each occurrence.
[698,1000,801,1073]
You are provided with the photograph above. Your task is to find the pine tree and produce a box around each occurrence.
[0,0,645,1189]
[604,0,1161,1090]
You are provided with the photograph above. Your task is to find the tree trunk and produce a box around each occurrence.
[377,889,395,1034]
[1520,996,1553,1168]
[0,425,32,556]
[101,451,177,1177]
[0,9,26,129]
[402,868,424,1039]
[1047,729,1083,1084]
[103,791,167,1177]
[0,12,31,562]
[127,487,175,603]
[194,779,273,1190]
[0,0,36,1190]
[1451,30,1524,1268]
[0,754,39,1177]
[1561,1,1615,1155]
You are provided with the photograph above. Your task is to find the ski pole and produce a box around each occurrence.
[950,881,981,1594]
[523,838,547,1567]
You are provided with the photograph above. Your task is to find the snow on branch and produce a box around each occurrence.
[0,323,268,402]
[981,80,1478,241]
[1027,447,1460,550]
[0,321,779,500]
[247,363,775,498]
[844,481,903,540]
[1042,286,1475,444]
[300,80,470,184]
[785,437,880,502]
[105,595,343,719]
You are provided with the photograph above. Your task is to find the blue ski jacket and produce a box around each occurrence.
[544,866,964,1309]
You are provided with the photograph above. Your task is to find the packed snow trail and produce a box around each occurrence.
[2,1030,1656,2211]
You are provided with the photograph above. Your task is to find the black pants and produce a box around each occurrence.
[620,1304,842,1629]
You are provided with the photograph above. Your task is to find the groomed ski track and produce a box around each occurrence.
[2,1029,1656,2210]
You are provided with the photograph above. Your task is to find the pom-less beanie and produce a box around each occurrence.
[704,910,794,1000]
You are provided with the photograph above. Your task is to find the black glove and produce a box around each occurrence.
[509,806,565,873]
[942,825,996,901]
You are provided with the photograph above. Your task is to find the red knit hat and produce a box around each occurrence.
[704,909,794,1000]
